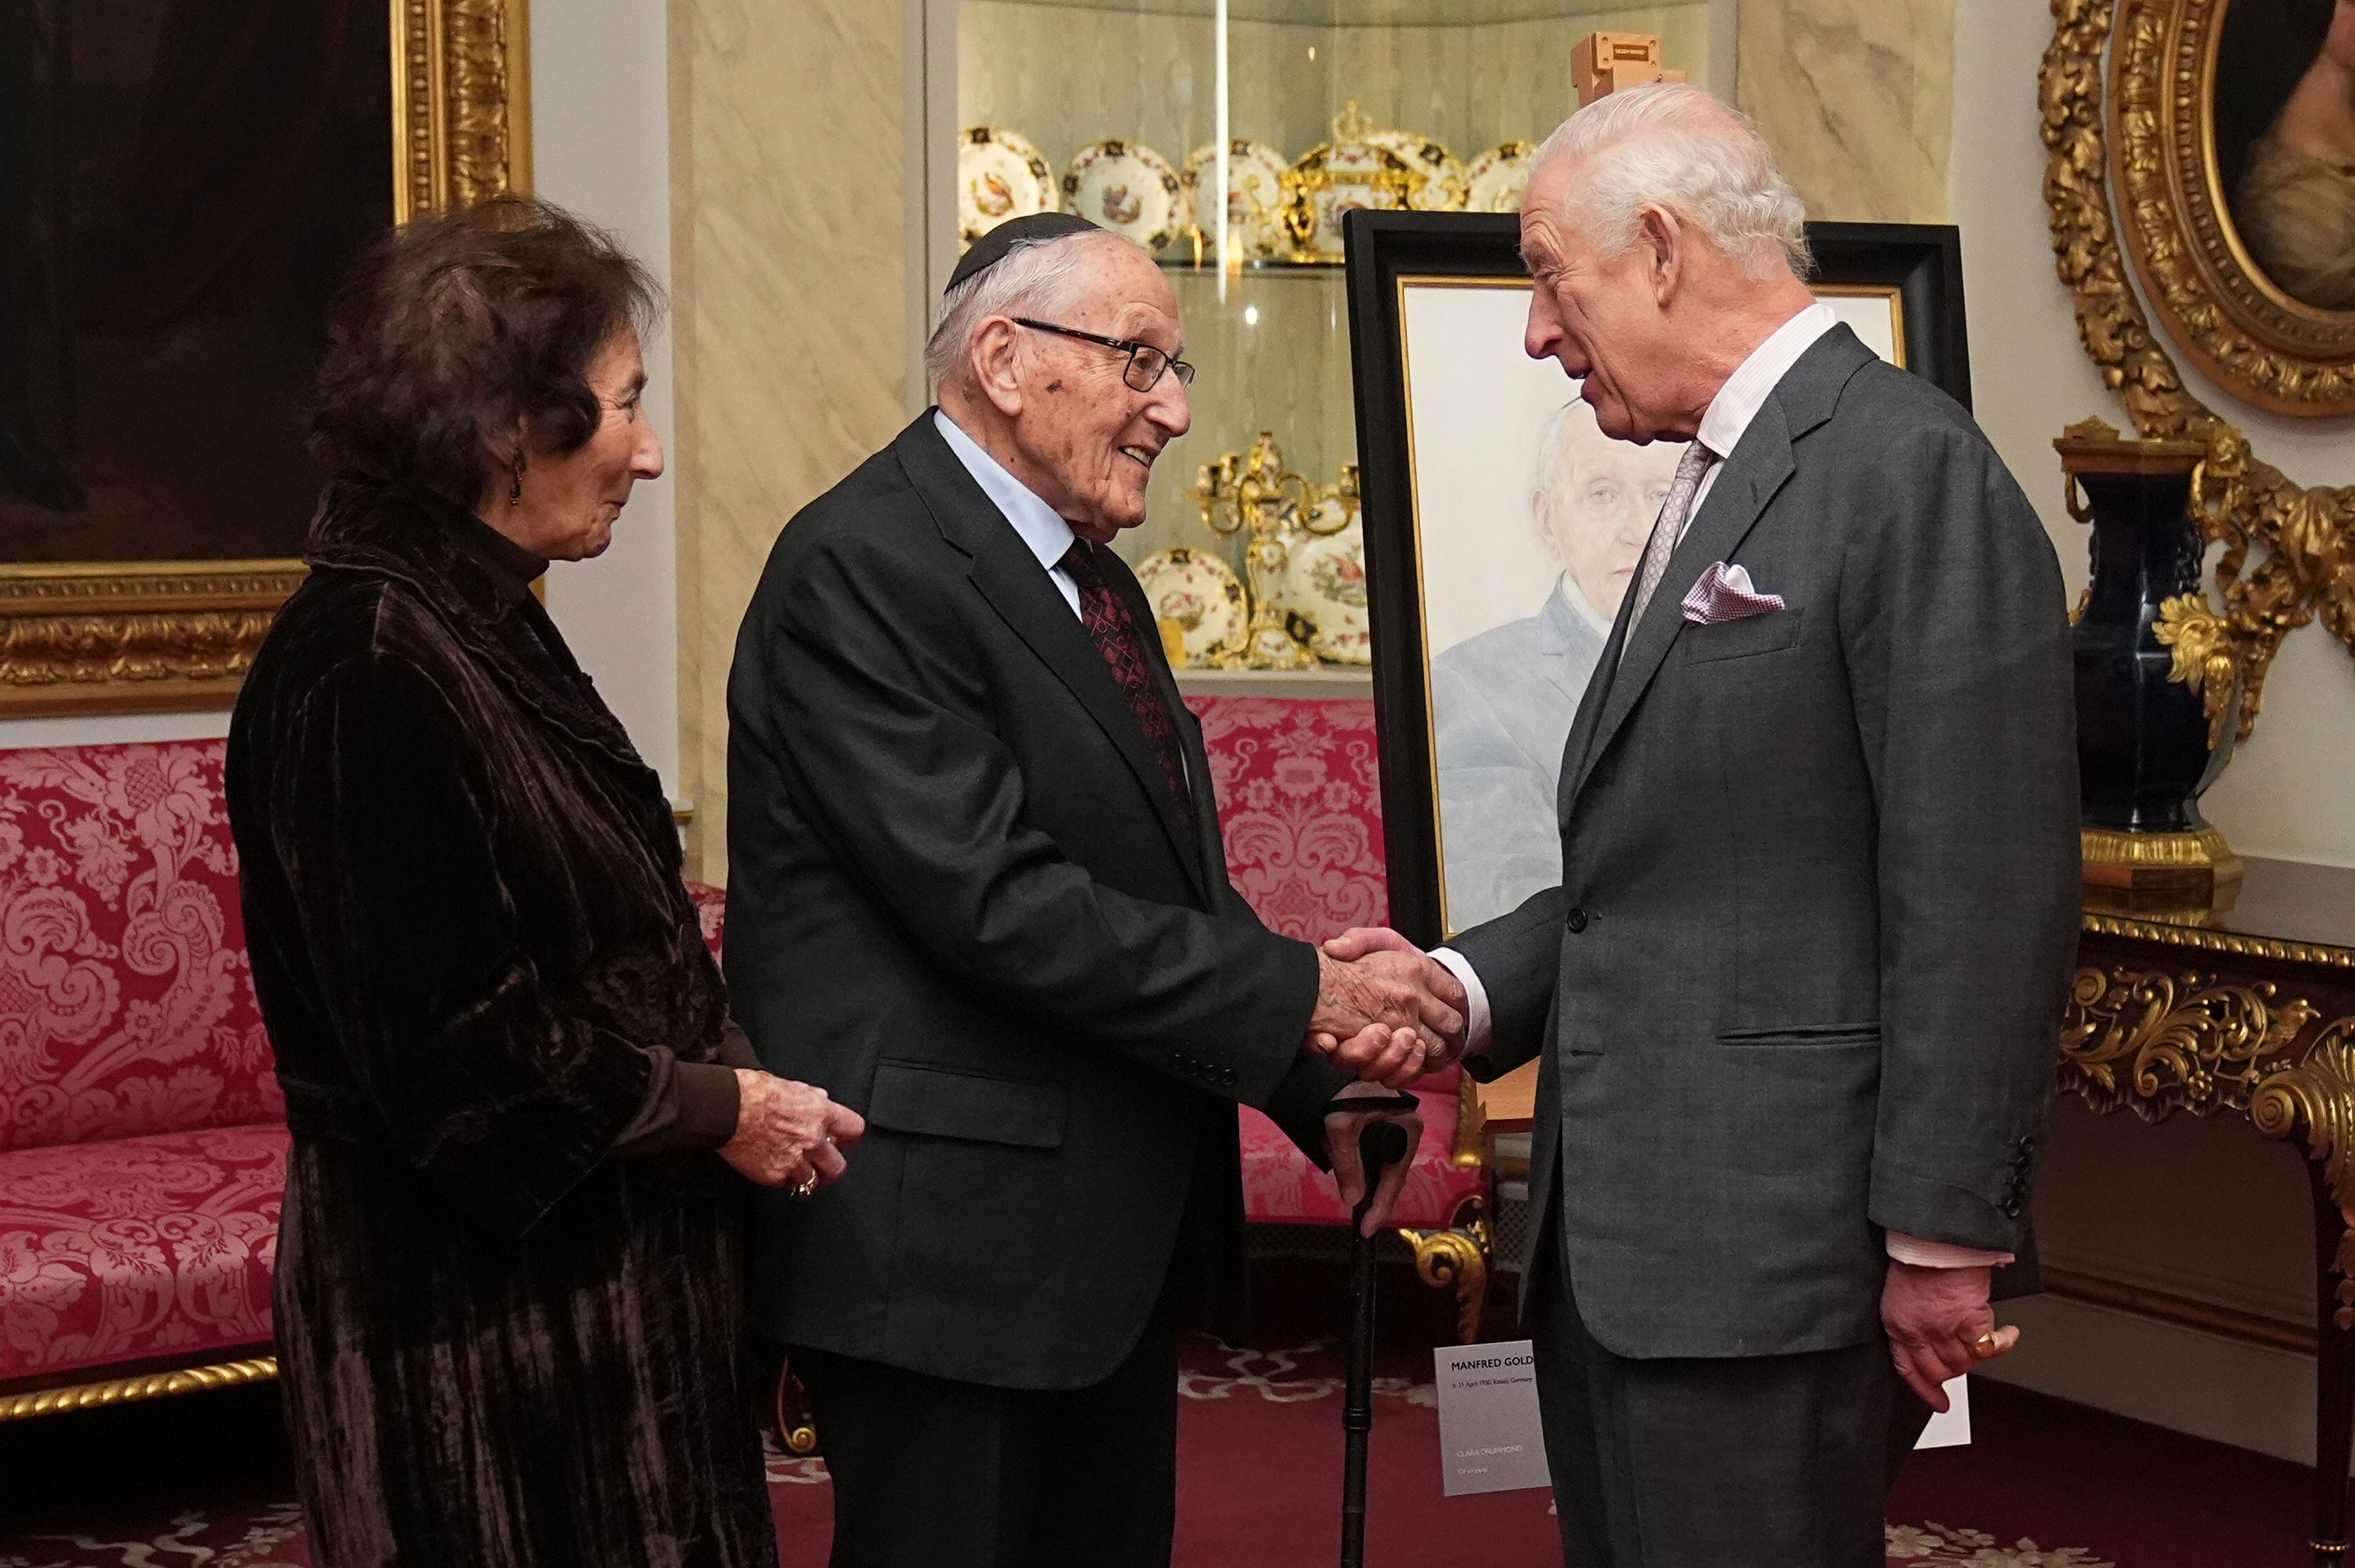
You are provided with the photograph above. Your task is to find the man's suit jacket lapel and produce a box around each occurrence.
[896,416,1214,905]
[1554,589,1634,824]
[1559,326,1873,818]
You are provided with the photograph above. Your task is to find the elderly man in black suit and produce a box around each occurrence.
[724,213,1467,1568]
[1327,85,2080,1566]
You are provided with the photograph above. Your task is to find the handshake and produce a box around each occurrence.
[1304,926,1470,1089]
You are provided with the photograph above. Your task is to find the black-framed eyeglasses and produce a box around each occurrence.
[1013,318,1196,392]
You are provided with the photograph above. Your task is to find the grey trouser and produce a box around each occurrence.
[1531,1223,1933,1567]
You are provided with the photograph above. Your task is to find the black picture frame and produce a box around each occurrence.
[1342,210,1971,947]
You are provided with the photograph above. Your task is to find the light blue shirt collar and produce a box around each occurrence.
[933,410,1080,587]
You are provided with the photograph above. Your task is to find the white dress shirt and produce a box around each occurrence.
[936,409,1083,617]
[1429,305,2008,1271]
[933,409,1196,804]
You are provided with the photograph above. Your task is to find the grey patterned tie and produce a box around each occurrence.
[1620,439,1718,659]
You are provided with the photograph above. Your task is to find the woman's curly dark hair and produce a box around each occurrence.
[309,195,661,510]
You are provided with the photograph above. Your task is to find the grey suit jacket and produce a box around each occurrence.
[1432,584,1608,931]
[1455,326,2079,1361]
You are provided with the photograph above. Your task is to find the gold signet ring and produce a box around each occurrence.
[1971,1331,2002,1357]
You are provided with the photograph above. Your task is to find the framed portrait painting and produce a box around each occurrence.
[1342,211,1970,946]
[0,0,530,713]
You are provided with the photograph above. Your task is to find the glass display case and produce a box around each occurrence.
[947,0,1725,671]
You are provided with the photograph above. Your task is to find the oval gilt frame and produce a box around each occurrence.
[2107,0,2355,415]
[2043,0,2355,741]
[0,0,531,715]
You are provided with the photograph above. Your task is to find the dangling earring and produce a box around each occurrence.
[507,465,524,506]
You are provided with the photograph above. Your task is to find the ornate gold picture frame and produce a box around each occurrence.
[2044,0,2355,742]
[2105,0,2355,416]
[0,0,530,716]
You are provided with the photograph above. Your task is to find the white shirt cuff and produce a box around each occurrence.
[1428,947,1493,1057]
[1886,1231,2014,1268]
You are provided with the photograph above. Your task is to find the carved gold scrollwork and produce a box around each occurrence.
[773,1362,821,1456]
[2253,1021,2355,1330]
[2150,592,2237,753]
[1400,1194,1492,1344]
[393,0,531,223]
[2041,0,2355,744]
[2058,965,2317,1117]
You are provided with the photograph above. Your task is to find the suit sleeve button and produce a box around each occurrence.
[1566,908,1590,933]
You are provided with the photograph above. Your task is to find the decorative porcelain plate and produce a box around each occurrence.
[1286,104,1420,261]
[1180,139,1291,260]
[1283,515,1371,664]
[1465,140,1537,213]
[1063,140,1184,253]
[958,126,1057,248]
[1366,129,1468,211]
[1135,547,1248,667]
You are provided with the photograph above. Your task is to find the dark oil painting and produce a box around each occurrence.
[2215,0,2355,312]
[0,1,392,563]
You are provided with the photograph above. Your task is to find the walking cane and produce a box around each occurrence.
[1329,1091,1420,1568]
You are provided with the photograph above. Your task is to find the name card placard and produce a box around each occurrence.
[1433,1340,1550,1496]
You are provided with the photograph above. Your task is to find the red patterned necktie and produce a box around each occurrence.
[1058,541,1196,831]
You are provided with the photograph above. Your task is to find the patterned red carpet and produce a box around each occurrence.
[0,1329,2314,1566]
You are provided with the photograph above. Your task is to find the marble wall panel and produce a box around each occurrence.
[1736,0,1955,224]
[670,0,915,878]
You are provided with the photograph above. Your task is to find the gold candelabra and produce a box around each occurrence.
[1193,430,1356,670]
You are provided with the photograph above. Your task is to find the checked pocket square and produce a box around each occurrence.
[1681,561,1786,624]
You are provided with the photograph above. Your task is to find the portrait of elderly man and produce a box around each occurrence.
[1430,397,1681,930]
[723,212,1465,1567]
[1325,84,2079,1566]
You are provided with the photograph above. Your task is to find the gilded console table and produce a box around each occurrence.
[2061,859,2355,1566]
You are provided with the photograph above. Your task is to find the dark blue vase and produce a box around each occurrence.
[2056,421,2241,902]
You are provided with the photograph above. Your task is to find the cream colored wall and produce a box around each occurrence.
[537,0,681,795]
[1736,0,1954,223]
[1944,0,2352,1468]
[669,0,918,880]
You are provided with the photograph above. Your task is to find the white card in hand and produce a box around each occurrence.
[1433,1340,1551,1495]
[1915,1377,1971,1449]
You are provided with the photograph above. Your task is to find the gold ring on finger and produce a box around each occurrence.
[1971,1331,2001,1357]
[789,1172,819,1201]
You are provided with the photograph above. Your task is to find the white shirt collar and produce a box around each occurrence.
[1693,301,1838,461]
[933,408,1076,575]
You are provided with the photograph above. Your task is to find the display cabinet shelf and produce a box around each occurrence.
[949,0,1722,669]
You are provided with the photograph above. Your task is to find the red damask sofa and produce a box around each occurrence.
[0,741,286,1419]
[0,706,1487,1424]
[0,739,734,1424]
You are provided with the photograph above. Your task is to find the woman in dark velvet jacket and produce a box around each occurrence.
[225,197,864,1568]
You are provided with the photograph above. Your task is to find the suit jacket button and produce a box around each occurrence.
[1566,908,1590,933]
[2000,1197,2023,1218]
